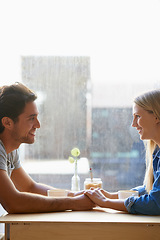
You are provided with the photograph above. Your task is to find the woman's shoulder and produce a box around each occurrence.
[153,145,160,158]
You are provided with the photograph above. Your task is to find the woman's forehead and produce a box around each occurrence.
[132,103,144,114]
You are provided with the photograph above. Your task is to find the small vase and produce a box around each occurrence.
[71,159,80,191]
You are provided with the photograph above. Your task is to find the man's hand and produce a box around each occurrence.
[70,194,95,211]
[67,190,85,197]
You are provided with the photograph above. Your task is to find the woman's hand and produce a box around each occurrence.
[67,188,118,200]
[84,188,107,208]
[87,188,118,199]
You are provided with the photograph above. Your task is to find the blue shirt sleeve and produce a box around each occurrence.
[131,185,146,196]
[124,193,160,215]
[125,154,160,215]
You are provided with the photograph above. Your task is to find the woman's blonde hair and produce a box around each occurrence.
[134,89,160,193]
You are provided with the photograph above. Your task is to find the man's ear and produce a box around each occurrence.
[1,117,14,130]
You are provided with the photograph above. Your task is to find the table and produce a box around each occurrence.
[0,208,160,240]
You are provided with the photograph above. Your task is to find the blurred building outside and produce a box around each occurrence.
[21,56,151,191]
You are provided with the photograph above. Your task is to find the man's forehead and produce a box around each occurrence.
[22,101,39,115]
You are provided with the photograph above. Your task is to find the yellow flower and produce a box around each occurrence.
[68,156,75,163]
[71,148,80,157]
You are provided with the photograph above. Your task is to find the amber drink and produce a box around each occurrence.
[84,178,102,190]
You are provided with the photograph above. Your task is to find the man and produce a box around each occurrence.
[0,82,94,213]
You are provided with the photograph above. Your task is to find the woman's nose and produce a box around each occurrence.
[131,118,137,128]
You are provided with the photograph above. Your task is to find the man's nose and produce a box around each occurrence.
[35,118,40,128]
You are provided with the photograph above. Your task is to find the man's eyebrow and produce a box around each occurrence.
[27,114,38,118]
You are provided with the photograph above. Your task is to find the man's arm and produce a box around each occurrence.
[11,166,56,195]
[0,169,94,213]
[11,167,82,197]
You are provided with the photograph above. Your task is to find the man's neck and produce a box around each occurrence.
[0,133,20,154]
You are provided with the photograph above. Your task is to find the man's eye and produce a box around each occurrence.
[29,117,35,121]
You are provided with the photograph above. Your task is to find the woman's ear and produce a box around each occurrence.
[1,117,14,130]
[155,117,160,124]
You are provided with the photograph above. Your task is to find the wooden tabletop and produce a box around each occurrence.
[0,208,160,224]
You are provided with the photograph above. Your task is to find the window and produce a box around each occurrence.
[21,56,91,189]
[21,56,154,192]
[1,0,160,192]
[0,0,160,235]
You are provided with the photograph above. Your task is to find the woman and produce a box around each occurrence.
[85,89,160,215]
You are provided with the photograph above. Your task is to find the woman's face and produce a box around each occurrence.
[132,103,159,141]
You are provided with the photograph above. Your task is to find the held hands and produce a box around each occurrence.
[84,188,127,212]
[67,190,96,210]
[71,194,96,211]
[67,188,120,210]
[68,189,112,198]
[84,188,108,208]
[68,188,126,212]
[67,188,113,208]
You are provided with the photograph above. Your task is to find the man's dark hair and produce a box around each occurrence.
[0,82,37,133]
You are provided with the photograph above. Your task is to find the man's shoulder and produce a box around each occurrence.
[0,140,7,156]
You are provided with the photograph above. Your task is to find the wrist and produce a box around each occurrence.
[112,192,119,199]
[104,198,127,212]
[64,196,74,210]
[67,190,74,197]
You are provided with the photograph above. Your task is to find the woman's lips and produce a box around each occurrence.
[136,128,142,134]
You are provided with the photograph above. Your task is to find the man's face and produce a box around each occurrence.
[11,101,40,145]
